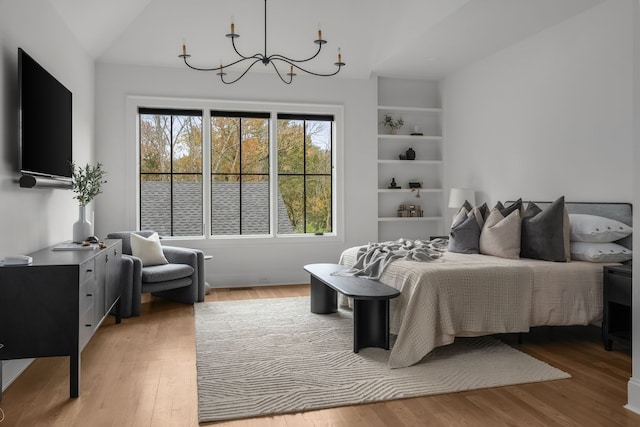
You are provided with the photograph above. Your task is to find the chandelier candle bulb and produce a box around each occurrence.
[182,44,186,56]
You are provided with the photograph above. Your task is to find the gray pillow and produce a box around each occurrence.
[520,196,569,262]
[448,212,481,254]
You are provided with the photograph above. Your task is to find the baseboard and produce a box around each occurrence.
[625,377,640,414]
[2,359,34,393]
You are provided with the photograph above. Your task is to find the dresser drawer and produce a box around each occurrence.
[79,260,95,283]
[79,305,94,350]
[79,279,96,313]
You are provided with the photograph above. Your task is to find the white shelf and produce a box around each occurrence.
[377,160,442,165]
[378,188,442,193]
[378,217,444,222]
[378,134,442,141]
[377,77,444,241]
[378,105,442,113]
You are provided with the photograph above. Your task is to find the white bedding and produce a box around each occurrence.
[339,246,615,368]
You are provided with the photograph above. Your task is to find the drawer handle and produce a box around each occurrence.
[85,324,92,327]
[86,269,93,273]
[86,293,93,297]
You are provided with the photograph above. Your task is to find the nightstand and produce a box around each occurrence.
[602,264,632,351]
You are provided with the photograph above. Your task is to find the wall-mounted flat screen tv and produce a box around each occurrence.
[19,47,72,181]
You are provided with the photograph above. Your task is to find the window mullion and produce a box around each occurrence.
[270,111,278,237]
[203,109,211,237]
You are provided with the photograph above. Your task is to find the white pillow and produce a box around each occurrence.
[570,242,632,263]
[130,232,168,266]
[569,214,632,243]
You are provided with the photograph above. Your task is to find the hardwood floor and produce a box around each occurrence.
[0,284,638,426]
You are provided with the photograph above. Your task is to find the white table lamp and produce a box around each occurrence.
[448,188,476,209]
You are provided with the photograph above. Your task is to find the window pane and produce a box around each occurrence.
[140,114,171,173]
[173,174,203,236]
[241,118,269,174]
[211,116,240,175]
[305,121,332,175]
[211,114,270,236]
[241,176,270,235]
[140,174,171,235]
[211,175,240,236]
[306,176,332,233]
[173,116,203,173]
[277,119,304,174]
[278,175,303,233]
[139,111,203,237]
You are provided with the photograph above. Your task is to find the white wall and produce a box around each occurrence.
[442,0,638,412]
[94,65,378,287]
[443,0,634,207]
[0,0,95,390]
[627,0,640,415]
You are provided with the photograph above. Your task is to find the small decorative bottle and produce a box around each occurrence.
[406,148,416,160]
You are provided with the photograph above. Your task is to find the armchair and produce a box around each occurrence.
[107,231,205,317]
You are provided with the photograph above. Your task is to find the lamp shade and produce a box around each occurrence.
[448,188,475,208]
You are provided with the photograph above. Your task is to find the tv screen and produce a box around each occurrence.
[19,48,72,180]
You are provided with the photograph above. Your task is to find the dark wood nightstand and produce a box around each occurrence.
[602,264,632,351]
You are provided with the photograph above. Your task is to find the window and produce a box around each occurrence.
[210,111,270,236]
[138,108,203,236]
[277,114,333,234]
[135,100,341,241]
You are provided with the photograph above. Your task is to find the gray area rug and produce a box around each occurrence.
[194,297,570,423]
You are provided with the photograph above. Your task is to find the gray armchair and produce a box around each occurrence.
[107,231,205,317]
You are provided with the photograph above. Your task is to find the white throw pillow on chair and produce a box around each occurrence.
[130,232,169,266]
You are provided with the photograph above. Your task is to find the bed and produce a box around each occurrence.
[338,202,632,368]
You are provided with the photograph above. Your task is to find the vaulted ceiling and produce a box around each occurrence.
[48,0,604,80]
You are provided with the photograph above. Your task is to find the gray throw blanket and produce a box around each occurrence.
[333,238,448,279]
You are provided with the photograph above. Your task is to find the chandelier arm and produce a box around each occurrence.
[219,58,264,84]
[269,61,293,85]
[181,55,262,72]
[275,59,344,77]
[230,36,265,61]
[181,56,221,72]
[267,45,323,64]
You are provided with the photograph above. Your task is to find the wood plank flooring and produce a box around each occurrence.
[0,285,638,426]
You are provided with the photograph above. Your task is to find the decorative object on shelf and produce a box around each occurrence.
[71,162,107,243]
[409,182,423,198]
[381,114,404,135]
[406,148,416,160]
[410,126,423,136]
[178,0,345,85]
[388,177,400,189]
[398,204,423,217]
[399,154,407,160]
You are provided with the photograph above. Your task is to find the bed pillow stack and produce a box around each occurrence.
[569,214,632,262]
[448,200,488,254]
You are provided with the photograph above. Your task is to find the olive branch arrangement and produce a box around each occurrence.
[70,162,107,206]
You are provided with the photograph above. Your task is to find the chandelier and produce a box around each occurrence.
[178,0,345,84]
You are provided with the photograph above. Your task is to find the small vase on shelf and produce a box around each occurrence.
[72,205,92,243]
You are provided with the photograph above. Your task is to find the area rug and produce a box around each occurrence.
[194,297,570,423]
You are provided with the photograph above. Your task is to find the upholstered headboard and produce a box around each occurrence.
[516,201,633,250]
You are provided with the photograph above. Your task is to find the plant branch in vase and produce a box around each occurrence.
[70,162,107,242]
[381,114,404,135]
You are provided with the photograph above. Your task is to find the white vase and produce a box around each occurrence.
[73,205,92,243]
